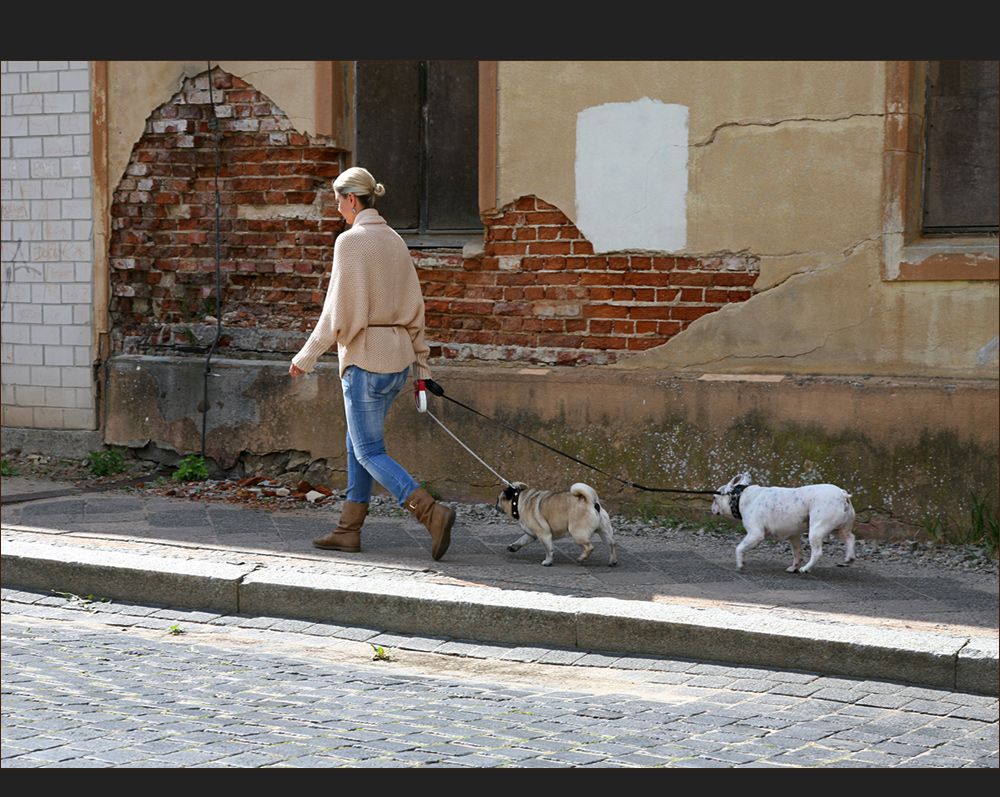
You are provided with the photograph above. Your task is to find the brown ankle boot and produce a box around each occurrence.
[313,501,367,552]
[404,487,455,561]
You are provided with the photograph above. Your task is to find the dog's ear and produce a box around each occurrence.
[502,485,517,501]
[725,475,742,492]
[512,481,527,491]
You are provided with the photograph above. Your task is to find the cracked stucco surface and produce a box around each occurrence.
[498,61,996,379]
[102,61,996,380]
[498,60,885,224]
[615,242,999,378]
[686,115,882,255]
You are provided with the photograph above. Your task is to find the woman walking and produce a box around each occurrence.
[289,167,455,560]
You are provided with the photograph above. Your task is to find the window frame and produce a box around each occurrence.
[881,61,998,282]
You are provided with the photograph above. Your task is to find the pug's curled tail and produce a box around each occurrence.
[571,482,602,514]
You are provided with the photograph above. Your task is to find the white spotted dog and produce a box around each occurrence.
[711,472,856,573]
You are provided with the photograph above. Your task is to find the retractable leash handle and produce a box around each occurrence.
[413,380,428,412]
[414,378,445,412]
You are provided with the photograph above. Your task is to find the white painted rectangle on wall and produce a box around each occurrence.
[576,98,688,254]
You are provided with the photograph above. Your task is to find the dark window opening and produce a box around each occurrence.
[355,61,482,246]
[922,60,999,234]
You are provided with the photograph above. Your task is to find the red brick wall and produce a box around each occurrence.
[108,71,758,365]
[108,68,344,353]
[418,197,759,366]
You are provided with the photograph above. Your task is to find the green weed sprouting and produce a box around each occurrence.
[172,454,209,482]
[86,450,126,477]
[919,489,998,557]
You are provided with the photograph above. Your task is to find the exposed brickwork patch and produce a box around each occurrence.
[109,68,344,354]
[420,197,759,366]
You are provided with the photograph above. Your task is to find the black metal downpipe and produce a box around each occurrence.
[201,61,224,460]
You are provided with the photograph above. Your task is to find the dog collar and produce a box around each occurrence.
[510,487,522,520]
[729,484,747,520]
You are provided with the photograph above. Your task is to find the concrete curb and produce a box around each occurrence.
[2,537,252,613]
[3,534,996,696]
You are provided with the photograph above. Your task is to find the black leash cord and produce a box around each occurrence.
[423,380,719,496]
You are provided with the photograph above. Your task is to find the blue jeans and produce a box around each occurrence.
[342,365,419,506]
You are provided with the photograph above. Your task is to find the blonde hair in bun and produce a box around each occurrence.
[334,167,385,209]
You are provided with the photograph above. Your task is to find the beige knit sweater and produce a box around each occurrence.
[291,209,431,380]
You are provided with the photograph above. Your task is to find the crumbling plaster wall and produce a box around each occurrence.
[498,61,998,379]
[105,64,764,367]
[629,247,998,378]
[107,68,343,354]
[94,62,997,532]
[498,61,884,240]
[106,62,319,191]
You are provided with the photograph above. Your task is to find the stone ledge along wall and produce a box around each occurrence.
[103,359,998,537]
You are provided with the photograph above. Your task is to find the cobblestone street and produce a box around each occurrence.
[3,589,996,768]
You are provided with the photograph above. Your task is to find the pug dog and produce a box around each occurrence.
[496,482,617,567]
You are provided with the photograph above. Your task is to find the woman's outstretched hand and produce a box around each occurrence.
[289,363,305,379]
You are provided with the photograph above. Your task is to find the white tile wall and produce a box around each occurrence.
[2,60,95,430]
